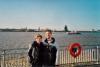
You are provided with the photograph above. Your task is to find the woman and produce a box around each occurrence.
[28,34,44,67]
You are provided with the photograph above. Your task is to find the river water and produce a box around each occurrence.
[0,32,100,49]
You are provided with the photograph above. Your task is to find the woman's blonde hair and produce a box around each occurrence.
[34,34,42,39]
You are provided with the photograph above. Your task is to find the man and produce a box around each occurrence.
[43,29,58,67]
[28,34,44,67]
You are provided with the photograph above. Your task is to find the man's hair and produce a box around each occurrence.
[35,34,42,38]
[45,29,52,33]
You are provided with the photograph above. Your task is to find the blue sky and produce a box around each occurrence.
[0,0,100,31]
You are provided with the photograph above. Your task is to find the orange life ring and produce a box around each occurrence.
[69,43,81,58]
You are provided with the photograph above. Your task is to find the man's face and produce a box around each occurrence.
[45,32,52,39]
[35,37,42,44]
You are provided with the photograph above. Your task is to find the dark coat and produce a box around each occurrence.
[28,41,44,67]
[43,38,57,66]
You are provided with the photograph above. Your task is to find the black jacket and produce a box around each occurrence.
[28,41,44,66]
[43,37,57,66]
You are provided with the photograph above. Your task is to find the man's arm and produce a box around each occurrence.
[54,42,60,65]
[51,46,57,65]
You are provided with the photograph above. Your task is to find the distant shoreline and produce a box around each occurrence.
[0,28,100,32]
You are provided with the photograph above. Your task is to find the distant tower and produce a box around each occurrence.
[64,25,69,32]
[92,29,95,31]
[38,27,40,31]
[25,27,28,32]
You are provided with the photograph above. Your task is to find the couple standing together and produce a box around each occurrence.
[28,29,59,67]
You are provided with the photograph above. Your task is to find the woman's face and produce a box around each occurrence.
[45,32,52,39]
[35,37,42,44]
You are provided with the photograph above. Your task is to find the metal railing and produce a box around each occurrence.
[0,45,100,67]
[0,48,28,67]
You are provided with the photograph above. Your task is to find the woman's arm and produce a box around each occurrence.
[28,46,34,63]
